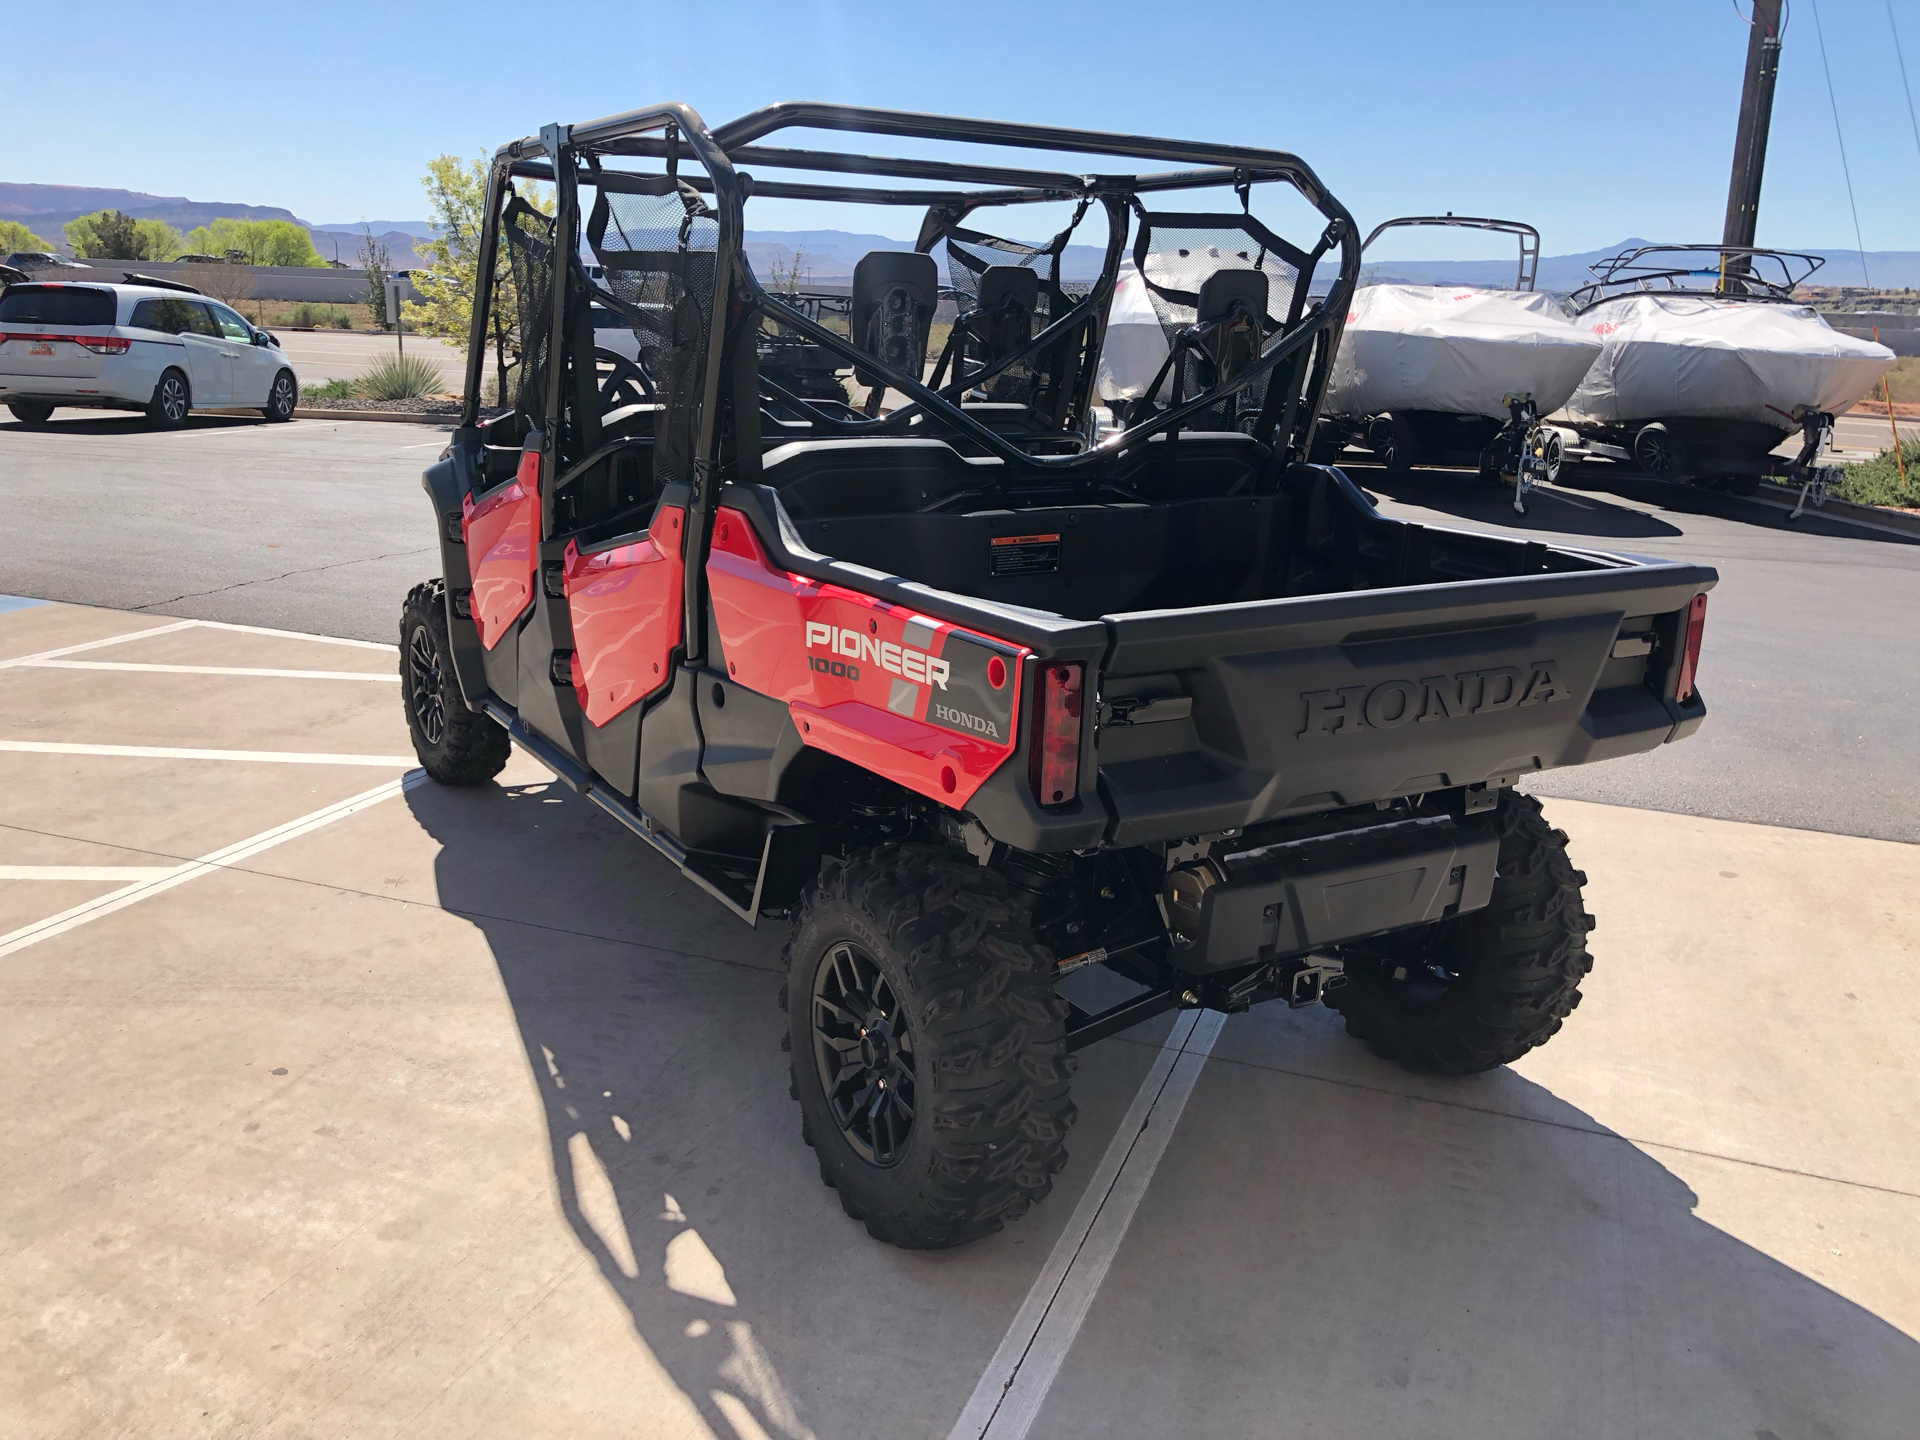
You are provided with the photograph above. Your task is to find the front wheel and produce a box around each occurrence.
[262,369,297,422]
[1326,791,1595,1074]
[399,579,509,784]
[147,368,191,430]
[783,844,1076,1249]
[7,400,54,425]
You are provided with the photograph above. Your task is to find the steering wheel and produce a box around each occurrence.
[595,347,654,410]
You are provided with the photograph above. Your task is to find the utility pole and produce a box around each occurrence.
[1722,0,1785,287]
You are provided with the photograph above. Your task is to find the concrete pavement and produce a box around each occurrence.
[0,598,1914,1438]
[268,329,467,390]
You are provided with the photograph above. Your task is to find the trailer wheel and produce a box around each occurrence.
[399,579,510,785]
[782,843,1077,1249]
[1367,414,1417,475]
[1632,422,1687,480]
[1326,791,1595,1075]
[1540,429,1564,483]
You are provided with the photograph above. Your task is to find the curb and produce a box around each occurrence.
[1753,481,1920,538]
[293,408,459,425]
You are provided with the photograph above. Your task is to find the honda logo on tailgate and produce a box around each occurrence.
[1299,663,1568,738]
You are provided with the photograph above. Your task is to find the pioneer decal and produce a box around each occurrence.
[1299,662,1569,738]
[806,621,950,689]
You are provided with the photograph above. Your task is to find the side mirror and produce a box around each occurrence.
[256,330,279,348]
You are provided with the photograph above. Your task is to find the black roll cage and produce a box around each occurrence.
[460,102,1361,658]
[1568,244,1824,312]
[1362,215,1540,292]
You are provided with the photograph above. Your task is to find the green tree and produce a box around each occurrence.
[63,209,185,261]
[0,219,55,254]
[179,217,324,267]
[358,226,392,329]
[403,152,551,405]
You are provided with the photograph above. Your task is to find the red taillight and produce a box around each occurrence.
[1030,663,1082,806]
[1675,593,1707,702]
[1,332,130,354]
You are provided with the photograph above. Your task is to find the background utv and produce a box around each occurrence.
[398,101,1716,1249]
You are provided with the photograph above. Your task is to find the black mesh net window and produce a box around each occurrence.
[940,215,1090,420]
[1131,212,1312,427]
[498,194,556,420]
[585,182,720,487]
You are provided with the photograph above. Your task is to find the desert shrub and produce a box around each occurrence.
[301,377,356,402]
[1835,438,1920,508]
[355,353,443,401]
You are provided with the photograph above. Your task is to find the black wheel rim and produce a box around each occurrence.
[161,377,187,422]
[406,623,446,745]
[811,941,917,1166]
[1639,434,1672,475]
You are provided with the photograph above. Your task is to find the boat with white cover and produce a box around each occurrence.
[1317,217,1601,500]
[1548,246,1895,494]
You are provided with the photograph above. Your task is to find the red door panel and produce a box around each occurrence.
[562,506,686,727]
[462,449,540,649]
[706,507,1025,809]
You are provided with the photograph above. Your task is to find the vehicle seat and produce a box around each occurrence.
[851,251,937,414]
[1192,269,1268,386]
[970,264,1038,365]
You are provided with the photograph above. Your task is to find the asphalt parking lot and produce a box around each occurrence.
[2,415,1919,1437]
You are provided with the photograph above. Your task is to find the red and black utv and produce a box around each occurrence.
[400,102,1717,1249]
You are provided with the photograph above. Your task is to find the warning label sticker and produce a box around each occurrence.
[989,533,1061,577]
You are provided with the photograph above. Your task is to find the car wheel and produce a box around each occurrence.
[262,370,297,422]
[7,400,54,426]
[147,369,191,430]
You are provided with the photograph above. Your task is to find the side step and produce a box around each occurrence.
[482,700,816,926]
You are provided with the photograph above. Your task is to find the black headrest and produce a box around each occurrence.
[851,250,937,386]
[1196,268,1268,323]
[976,264,1038,314]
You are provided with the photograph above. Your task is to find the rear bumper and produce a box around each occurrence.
[0,358,155,408]
[1171,814,1500,973]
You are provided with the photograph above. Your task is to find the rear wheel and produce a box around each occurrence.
[1368,414,1417,475]
[1326,791,1595,1074]
[399,580,509,785]
[262,369,297,422]
[1632,422,1686,480]
[783,844,1076,1249]
[147,368,191,430]
[7,400,54,426]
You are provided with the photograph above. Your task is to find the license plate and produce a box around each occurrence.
[28,343,53,356]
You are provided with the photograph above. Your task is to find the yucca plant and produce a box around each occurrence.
[355,353,444,401]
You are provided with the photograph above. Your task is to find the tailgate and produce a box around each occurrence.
[1095,561,1714,844]
[0,332,109,379]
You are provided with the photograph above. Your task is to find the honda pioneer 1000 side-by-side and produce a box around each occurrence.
[400,102,1717,1249]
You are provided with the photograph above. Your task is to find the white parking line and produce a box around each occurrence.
[0,619,200,669]
[0,866,180,882]
[947,1009,1227,1440]
[23,661,399,682]
[0,741,416,766]
[0,772,427,958]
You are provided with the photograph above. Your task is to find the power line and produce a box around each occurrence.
[1808,0,1872,288]
[1887,0,1920,161]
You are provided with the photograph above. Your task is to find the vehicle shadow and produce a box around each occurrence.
[1342,461,1688,540]
[1346,458,1920,546]
[0,412,265,435]
[406,777,1920,1438]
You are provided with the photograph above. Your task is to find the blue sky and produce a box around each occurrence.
[11,0,1918,258]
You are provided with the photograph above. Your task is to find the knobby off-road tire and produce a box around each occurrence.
[1327,791,1596,1075]
[782,844,1077,1249]
[399,580,509,785]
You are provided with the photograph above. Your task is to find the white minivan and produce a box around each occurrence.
[0,279,300,428]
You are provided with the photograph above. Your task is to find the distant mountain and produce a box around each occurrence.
[1359,237,1920,293]
[313,220,439,241]
[0,183,430,267]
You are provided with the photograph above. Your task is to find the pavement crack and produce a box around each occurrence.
[132,546,437,609]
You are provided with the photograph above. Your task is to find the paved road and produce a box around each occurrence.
[267,329,467,390]
[0,411,1915,841]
